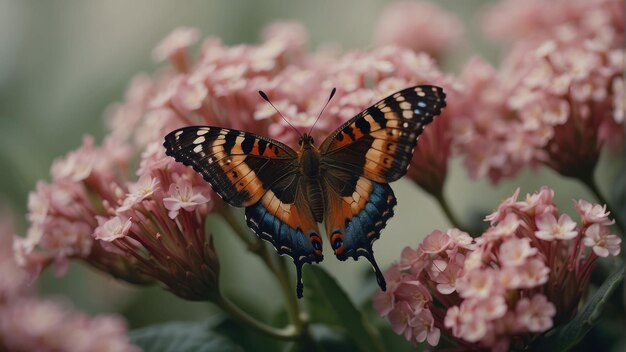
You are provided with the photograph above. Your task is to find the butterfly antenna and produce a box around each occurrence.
[308,87,336,136]
[258,90,301,137]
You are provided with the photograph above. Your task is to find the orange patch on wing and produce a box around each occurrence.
[260,190,317,231]
[370,128,401,141]
[324,177,379,249]
[371,139,397,154]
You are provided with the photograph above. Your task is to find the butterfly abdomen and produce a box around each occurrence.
[306,179,324,223]
[299,141,325,222]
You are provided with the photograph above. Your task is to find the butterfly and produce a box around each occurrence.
[163,85,446,298]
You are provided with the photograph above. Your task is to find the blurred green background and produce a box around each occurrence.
[0,0,621,330]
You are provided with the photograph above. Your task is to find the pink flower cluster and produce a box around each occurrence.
[453,0,624,182]
[374,187,621,350]
[14,135,141,280]
[16,130,219,299]
[94,144,220,301]
[0,210,137,351]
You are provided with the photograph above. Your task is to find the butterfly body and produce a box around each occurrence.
[164,85,447,297]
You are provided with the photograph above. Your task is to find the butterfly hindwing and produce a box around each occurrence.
[245,174,323,298]
[164,126,298,207]
[320,85,447,183]
[323,173,396,290]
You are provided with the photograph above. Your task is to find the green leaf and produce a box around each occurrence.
[303,265,386,352]
[130,321,244,352]
[534,265,625,351]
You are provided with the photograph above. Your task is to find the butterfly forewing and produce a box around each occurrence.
[164,126,298,207]
[320,85,447,182]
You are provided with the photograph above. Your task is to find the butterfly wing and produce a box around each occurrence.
[245,175,323,298]
[323,173,396,290]
[320,85,447,182]
[320,86,447,290]
[164,126,323,297]
[164,126,299,207]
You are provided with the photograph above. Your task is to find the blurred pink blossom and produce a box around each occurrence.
[0,298,138,352]
[0,209,137,351]
[482,0,624,46]
[152,27,201,71]
[373,1,463,60]
[374,187,620,349]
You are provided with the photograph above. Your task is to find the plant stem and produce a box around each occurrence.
[218,203,308,336]
[432,189,469,233]
[579,174,626,236]
[215,293,299,340]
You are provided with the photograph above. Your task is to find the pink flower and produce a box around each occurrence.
[475,296,508,321]
[447,228,475,250]
[485,188,521,224]
[419,230,451,254]
[26,191,49,225]
[516,259,550,288]
[410,309,440,346]
[398,246,425,271]
[388,301,414,340]
[172,79,209,112]
[261,21,308,52]
[117,174,160,212]
[430,256,463,295]
[394,281,431,311]
[163,179,211,219]
[489,213,521,239]
[50,135,96,182]
[583,224,622,257]
[574,199,615,226]
[517,186,555,215]
[94,217,132,242]
[535,213,578,241]
[456,269,498,299]
[516,294,556,332]
[446,303,488,343]
[499,237,538,267]
[373,266,403,317]
[373,289,395,318]
[373,0,462,60]
[152,27,201,70]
